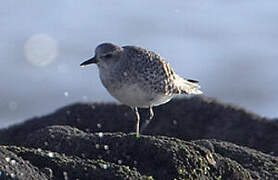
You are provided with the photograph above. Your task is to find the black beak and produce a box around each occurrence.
[80,56,97,66]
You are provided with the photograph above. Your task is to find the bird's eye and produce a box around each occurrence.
[103,54,112,58]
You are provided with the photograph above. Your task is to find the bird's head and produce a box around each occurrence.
[80,43,123,69]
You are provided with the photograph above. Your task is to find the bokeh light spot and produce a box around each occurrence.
[24,33,58,67]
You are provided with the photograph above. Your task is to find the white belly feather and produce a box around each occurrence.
[106,83,173,108]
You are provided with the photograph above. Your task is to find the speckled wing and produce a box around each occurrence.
[122,46,185,95]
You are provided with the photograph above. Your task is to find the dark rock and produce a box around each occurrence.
[0,97,277,156]
[0,146,48,180]
[4,145,145,180]
[194,139,278,179]
[0,97,277,179]
[6,126,256,180]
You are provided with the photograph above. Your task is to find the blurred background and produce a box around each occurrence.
[1,0,278,128]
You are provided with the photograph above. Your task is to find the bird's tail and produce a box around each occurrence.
[175,76,203,95]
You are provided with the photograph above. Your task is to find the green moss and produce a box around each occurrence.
[177,168,184,175]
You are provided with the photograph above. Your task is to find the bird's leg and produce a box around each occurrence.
[149,106,154,120]
[132,107,140,138]
[140,106,154,133]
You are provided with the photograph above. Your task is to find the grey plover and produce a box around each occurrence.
[81,43,202,137]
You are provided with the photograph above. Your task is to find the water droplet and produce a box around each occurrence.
[9,101,18,111]
[66,110,71,115]
[64,92,69,97]
[10,160,16,165]
[133,160,138,165]
[44,141,49,146]
[123,72,128,76]
[172,120,178,125]
[126,155,131,160]
[95,144,100,149]
[102,164,108,169]
[91,105,95,109]
[10,173,15,178]
[82,96,88,101]
[63,171,68,180]
[81,153,86,158]
[104,145,109,150]
[117,160,122,164]
[5,157,10,162]
[98,132,104,138]
[47,152,54,158]
[97,123,102,129]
